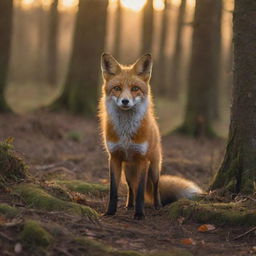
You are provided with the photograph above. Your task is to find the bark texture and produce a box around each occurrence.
[179,0,222,136]
[0,0,13,112]
[211,0,256,194]
[52,0,108,115]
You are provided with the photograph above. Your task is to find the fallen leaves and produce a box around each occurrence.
[198,224,216,232]
[181,238,196,245]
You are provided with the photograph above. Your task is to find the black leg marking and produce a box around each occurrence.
[134,176,146,220]
[105,171,118,216]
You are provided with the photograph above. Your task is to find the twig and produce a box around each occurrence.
[233,226,256,240]
[0,231,13,241]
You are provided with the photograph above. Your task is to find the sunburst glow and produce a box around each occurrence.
[154,0,165,11]
[59,0,78,9]
[121,0,147,12]
[22,0,34,5]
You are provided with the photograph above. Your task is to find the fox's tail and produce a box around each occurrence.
[145,175,203,206]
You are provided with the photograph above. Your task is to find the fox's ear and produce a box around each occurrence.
[133,53,153,81]
[101,53,121,80]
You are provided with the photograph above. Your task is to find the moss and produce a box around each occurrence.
[73,237,111,256]
[54,180,108,196]
[169,199,256,226]
[73,237,192,256]
[0,138,28,187]
[14,184,98,219]
[0,203,19,218]
[19,220,53,247]
[43,182,72,202]
[67,131,82,142]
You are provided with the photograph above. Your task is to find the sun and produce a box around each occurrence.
[59,0,78,9]
[121,0,147,12]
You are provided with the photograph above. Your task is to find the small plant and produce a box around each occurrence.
[0,138,28,188]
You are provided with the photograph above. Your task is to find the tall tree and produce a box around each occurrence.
[210,0,256,194]
[0,0,13,112]
[210,0,223,120]
[177,0,223,137]
[51,0,108,115]
[113,0,122,59]
[170,0,186,99]
[47,0,59,86]
[154,0,170,95]
[141,0,154,53]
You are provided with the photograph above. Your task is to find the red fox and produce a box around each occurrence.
[99,53,202,220]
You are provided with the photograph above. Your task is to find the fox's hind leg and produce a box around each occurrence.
[149,157,162,210]
[124,163,135,209]
[133,159,150,220]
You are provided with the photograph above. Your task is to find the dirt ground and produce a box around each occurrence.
[0,111,255,256]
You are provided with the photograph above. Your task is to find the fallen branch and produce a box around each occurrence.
[233,226,256,240]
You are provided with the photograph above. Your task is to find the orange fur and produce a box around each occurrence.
[99,53,202,219]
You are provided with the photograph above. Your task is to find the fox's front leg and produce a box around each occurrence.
[134,159,149,220]
[104,156,122,216]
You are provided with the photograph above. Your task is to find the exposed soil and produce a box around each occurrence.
[0,111,255,256]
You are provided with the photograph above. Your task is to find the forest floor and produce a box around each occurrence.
[0,111,255,256]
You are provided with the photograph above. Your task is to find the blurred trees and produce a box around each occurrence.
[47,0,59,86]
[142,0,154,53]
[155,0,170,95]
[51,0,108,115]
[211,0,256,194]
[0,0,13,112]
[170,0,186,99]
[113,0,122,59]
[177,0,223,137]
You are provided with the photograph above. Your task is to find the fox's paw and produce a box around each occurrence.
[133,213,145,220]
[154,202,162,210]
[103,210,116,216]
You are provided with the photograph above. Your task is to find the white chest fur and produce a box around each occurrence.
[107,141,148,156]
[105,98,149,157]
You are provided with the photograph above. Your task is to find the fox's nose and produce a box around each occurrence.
[121,99,129,106]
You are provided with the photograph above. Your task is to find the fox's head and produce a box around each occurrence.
[101,53,153,111]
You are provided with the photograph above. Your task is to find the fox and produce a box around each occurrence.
[99,53,202,220]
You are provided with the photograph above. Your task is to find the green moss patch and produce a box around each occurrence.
[0,138,28,187]
[14,183,98,219]
[169,199,256,226]
[0,203,19,218]
[54,180,108,196]
[73,237,192,256]
[19,220,53,247]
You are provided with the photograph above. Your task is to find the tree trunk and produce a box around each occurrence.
[210,0,256,194]
[47,0,59,86]
[141,0,154,53]
[210,0,223,120]
[154,0,170,96]
[0,0,13,112]
[51,0,108,116]
[177,0,222,137]
[169,0,186,100]
[113,0,122,59]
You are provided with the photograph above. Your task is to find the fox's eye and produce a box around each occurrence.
[113,86,121,92]
[131,86,140,92]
